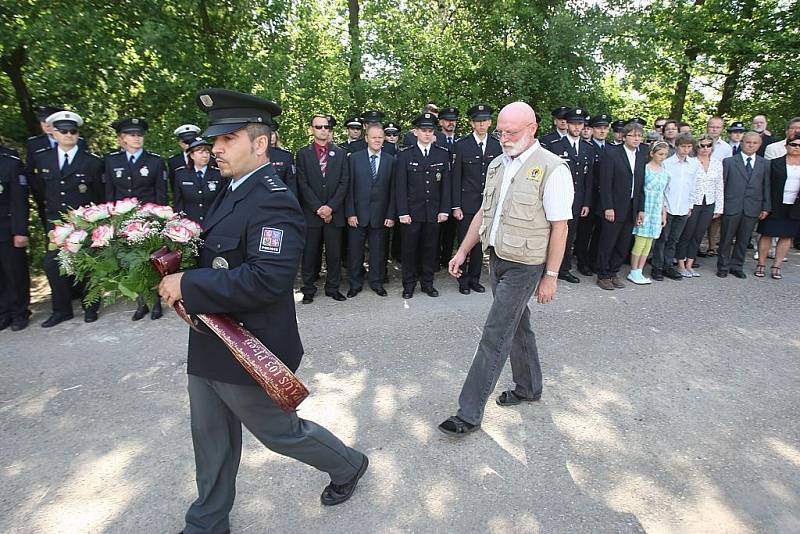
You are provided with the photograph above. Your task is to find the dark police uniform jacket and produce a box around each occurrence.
[296,143,349,228]
[269,146,297,198]
[180,164,304,385]
[30,147,104,225]
[25,134,88,178]
[382,142,397,156]
[345,149,396,228]
[402,130,447,149]
[341,138,367,155]
[168,152,188,184]
[173,164,227,226]
[452,133,502,214]
[1,145,20,158]
[538,130,565,150]
[103,150,168,204]
[395,144,451,222]
[0,154,28,240]
[547,137,596,212]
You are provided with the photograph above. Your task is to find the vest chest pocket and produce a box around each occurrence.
[508,192,537,222]
[482,185,496,213]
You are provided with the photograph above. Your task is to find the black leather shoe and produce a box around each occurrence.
[459,287,471,295]
[731,270,747,279]
[326,291,347,301]
[132,304,149,321]
[577,265,594,276]
[10,317,29,331]
[558,271,580,283]
[42,313,73,328]
[84,309,99,323]
[347,288,361,298]
[496,390,541,406]
[651,269,664,281]
[372,287,387,297]
[716,271,728,278]
[150,301,163,320]
[302,295,314,304]
[663,268,683,280]
[402,289,414,299]
[469,282,486,293]
[422,287,439,297]
[0,316,10,331]
[321,454,369,506]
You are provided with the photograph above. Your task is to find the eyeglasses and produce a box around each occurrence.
[698,143,713,149]
[313,124,332,130]
[787,142,800,148]
[493,122,534,139]
[58,129,78,135]
[625,132,644,138]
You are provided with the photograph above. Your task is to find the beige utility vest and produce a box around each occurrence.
[478,147,566,265]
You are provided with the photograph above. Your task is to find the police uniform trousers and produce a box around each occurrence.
[596,200,634,279]
[43,249,99,315]
[560,203,582,274]
[456,249,544,425]
[347,226,387,290]
[301,224,343,296]
[400,221,439,290]
[184,375,365,534]
[574,211,601,271]
[456,212,483,289]
[0,241,29,320]
[438,217,458,267]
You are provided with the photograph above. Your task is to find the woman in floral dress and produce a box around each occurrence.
[629,142,670,284]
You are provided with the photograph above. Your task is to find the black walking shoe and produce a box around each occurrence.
[0,316,10,331]
[437,416,479,437]
[558,271,580,283]
[663,268,683,280]
[132,303,149,321]
[320,454,369,506]
[302,294,314,304]
[41,313,73,328]
[326,291,347,301]
[150,301,163,320]
[496,390,541,406]
[421,287,439,297]
[577,264,594,276]
[469,282,486,293]
[651,269,664,281]
[458,287,471,295]
[84,309,99,323]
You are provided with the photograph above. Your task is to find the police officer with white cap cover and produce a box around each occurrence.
[169,124,202,182]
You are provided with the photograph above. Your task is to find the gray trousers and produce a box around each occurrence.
[456,250,544,426]
[717,213,758,273]
[652,213,688,270]
[184,375,364,534]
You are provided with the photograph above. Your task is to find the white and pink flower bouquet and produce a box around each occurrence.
[49,198,202,306]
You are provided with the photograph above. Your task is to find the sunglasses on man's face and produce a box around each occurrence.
[313,124,332,130]
[58,129,78,135]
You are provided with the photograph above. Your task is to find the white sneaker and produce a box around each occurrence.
[627,271,649,285]
[691,269,701,277]
[680,269,693,278]
[641,276,653,284]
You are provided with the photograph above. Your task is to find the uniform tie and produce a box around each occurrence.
[447,137,453,146]
[478,141,484,155]
[370,154,377,181]
[129,154,136,166]
[746,156,753,176]
[733,144,741,155]
[197,170,204,181]
[572,141,578,155]
[423,147,428,158]
[62,152,70,170]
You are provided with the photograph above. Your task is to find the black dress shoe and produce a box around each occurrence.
[132,303,149,321]
[320,454,369,506]
[372,287,387,296]
[663,268,683,280]
[731,270,747,279]
[302,295,314,304]
[347,288,361,298]
[0,316,10,331]
[402,290,414,299]
[577,265,594,277]
[716,270,728,278]
[10,318,29,331]
[84,309,99,323]
[422,287,439,297]
[469,282,486,293]
[326,291,347,301]
[150,301,163,320]
[558,271,580,283]
[41,313,73,328]
[651,269,664,281]
[459,287,471,295]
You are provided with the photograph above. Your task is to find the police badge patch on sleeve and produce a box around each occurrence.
[259,227,283,254]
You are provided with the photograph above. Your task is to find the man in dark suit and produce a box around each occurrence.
[545,108,595,283]
[395,112,451,298]
[717,131,771,278]
[345,124,396,297]
[595,123,646,290]
[341,116,367,154]
[168,124,202,184]
[29,111,104,326]
[297,114,350,302]
[158,90,368,532]
[104,117,169,320]
[538,106,571,149]
[451,104,502,294]
[0,152,30,331]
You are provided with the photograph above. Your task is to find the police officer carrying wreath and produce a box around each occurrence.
[104,117,169,320]
[30,111,103,327]
[158,89,368,533]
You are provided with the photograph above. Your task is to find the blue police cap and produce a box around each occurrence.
[112,117,149,134]
[196,88,281,137]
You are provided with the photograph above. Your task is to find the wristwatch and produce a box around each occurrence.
[545,270,558,278]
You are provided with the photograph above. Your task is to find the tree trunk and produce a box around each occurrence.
[0,45,38,136]
[197,0,221,84]
[716,0,755,116]
[347,0,364,113]
[669,0,705,121]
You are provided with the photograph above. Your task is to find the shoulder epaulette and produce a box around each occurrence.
[34,146,52,153]
[27,135,40,141]
[84,151,102,160]
[174,165,187,172]
[147,151,163,158]
[107,150,123,156]
[272,146,291,155]
[431,144,448,152]
[398,145,411,152]
[262,175,287,192]
[0,153,21,161]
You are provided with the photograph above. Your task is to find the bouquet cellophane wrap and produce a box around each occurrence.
[150,247,309,411]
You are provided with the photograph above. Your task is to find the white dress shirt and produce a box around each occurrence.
[692,158,724,214]
[624,146,637,198]
[473,132,488,155]
[367,148,381,173]
[764,140,786,160]
[663,154,699,215]
[488,142,574,247]
[57,145,79,169]
[784,164,800,204]
[711,138,733,161]
[417,141,431,156]
[230,162,270,191]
